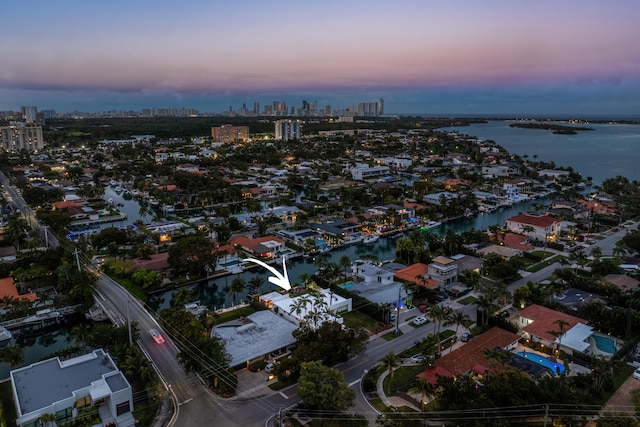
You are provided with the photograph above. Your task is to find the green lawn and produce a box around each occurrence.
[526,254,565,273]
[382,330,403,341]
[216,306,258,323]
[342,310,379,333]
[458,296,477,305]
[382,364,425,396]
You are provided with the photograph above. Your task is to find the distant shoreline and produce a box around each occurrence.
[508,122,595,134]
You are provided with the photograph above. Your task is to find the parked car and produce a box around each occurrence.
[410,354,426,363]
[418,304,428,313]
[149,329,165,344]
[633,367,640,379]
[265,363,274,373]
[460,332,472,342]
[412,316,427,326]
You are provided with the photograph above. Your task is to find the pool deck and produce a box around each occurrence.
[585,333,620,359]
[512,345,591,376]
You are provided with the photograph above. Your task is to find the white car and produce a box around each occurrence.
[633,367,640,380]
[410,354,426,363]
[412,316,427,326]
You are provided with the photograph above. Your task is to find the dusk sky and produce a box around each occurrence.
[2,0,640,116]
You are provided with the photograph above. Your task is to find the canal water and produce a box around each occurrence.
[8,121,635,379]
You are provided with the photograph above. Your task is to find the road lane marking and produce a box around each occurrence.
[349,379,361,387]
[178,398,193,406]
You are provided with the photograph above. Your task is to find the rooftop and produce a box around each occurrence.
[11,349,120,415]
[212,310,297,368]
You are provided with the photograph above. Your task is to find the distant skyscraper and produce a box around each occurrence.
[211,124,250,143]
[378,98,384,115]
[274,120,301,140]
[254,102,260,115]
[20,106,37,122]
[0,123,44,151]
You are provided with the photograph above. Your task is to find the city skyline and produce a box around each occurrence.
[2,0,640,117]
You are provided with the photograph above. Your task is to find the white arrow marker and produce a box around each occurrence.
[242,257,291,291]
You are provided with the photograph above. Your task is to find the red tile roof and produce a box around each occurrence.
[508,214,560,228]
[229,235,284,252]
[130,253,170,272]
[0,277,37,302]
[417,327,520,382]
[518,304,586,341]
[394,263,438,288]
[496,232,535,252]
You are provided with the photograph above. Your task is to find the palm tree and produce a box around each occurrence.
[380,351,399,395]
[476,293,496,326]
[339,255,352,284]
[38,413,56,427]
[229,277,246,306]
[612,247,627,259]
[288,294,311,324]
[549,318,570,354]
[429,305,447,356]
[70,323,93,348]
[248,275,264,299]
[171,287,195,307]
[444,309,471,353]
[590,246,602,261]
[0,345,24,369]
[409,377,434,410]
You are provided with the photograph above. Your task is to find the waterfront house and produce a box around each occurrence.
[229,235,285,259]
[11,349,135,427]
[506,213,561,242]
[259,288,352,327]
[352,263,395,286]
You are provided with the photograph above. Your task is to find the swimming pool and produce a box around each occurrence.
[340,282,355,290]
[516,351,565,374]
[592,334,617,354]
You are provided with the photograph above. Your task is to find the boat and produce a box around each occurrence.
[423,220,442,229]
[23,308,62,324]
[363,234,380,244]
[184,302,207,316]
[0,325,12,341]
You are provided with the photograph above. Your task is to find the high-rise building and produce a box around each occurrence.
[0,122,44,151]
[378,97,384,115]
[20,106,37,122]
[211,124,250,143]
[274,120,301,140]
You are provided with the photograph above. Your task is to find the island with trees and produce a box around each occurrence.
[509,122,595,134]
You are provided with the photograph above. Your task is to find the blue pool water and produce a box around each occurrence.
[340,282,355,289]
[592,334,617,354]
[516,352,565,374]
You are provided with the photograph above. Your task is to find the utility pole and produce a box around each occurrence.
[43,226,48,248]
[74,248,81,272]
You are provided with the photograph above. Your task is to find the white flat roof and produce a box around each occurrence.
[212,310,297,367]
[560,323,593,352]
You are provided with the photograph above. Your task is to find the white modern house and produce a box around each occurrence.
[352,263,395,285]
[506,213,562,242]
[11,349,134,427]
[260,288,352,327]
